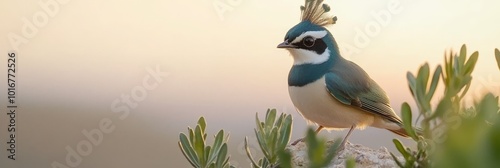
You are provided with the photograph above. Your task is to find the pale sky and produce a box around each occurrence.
[1,0,499,167]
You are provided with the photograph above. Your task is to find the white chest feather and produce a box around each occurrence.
[288,77,375,129]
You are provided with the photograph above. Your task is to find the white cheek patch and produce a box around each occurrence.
[291,30,328,44]
[289,48,330,65]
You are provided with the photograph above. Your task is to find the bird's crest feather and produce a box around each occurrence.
[300,0,337,26]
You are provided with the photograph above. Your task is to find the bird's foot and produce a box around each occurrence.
[334,140,348,155]
[333,125,354,155]
[291,126,324,146]
[291,137,305,146]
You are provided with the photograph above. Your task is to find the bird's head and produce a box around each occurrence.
[277,0,340,66]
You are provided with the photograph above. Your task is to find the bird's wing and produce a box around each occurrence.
[325,61,402,124]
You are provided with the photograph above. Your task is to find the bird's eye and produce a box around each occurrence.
[303,36,315,47]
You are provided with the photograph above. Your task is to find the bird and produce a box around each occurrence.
[277,0,410,147]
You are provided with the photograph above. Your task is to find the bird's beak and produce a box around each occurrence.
[277,41,295,48]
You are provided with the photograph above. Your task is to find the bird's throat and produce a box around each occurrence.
[290,48,330,65]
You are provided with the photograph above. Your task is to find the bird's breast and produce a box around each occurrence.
[288,76,375,129]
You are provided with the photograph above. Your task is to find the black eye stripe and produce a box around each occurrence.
[293,38,327,55]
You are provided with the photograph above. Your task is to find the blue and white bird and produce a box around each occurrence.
[277,0,409,147]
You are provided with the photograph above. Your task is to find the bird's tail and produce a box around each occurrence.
[387,127,423,138]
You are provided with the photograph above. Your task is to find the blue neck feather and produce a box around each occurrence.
[288,60,332,87]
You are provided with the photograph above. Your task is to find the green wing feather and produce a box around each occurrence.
[325,60,403,124]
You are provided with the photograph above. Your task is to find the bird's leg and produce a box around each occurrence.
[291,126,324,145]
[315,126,324,133]
[336,125,355,152]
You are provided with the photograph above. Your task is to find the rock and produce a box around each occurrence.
[288,141,403,168]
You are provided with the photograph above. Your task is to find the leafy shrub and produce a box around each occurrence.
[392,45,500,168]
[178,117,233,168]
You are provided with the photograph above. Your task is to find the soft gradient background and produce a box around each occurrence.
[1,0,499,167]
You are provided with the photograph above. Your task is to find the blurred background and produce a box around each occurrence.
[0,0,499,167]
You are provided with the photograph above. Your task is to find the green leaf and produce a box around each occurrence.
[205,146,211,165]
[463,51,478,75]
[475,93,500,120]
[393,139,410,160]
[254,113,267,152]
[215,144,228,168]
[255,128,270,159]
[458,82,471,100]
[255,113,261,129]
[304,127,337,168]
[278,149,292,168]
[453,55,460,77]
[244,137,261,168]
[345,157,356,168]
[324,138,341,167]
[429,99,450,122]
[223,157,231,168]
[407,72,417,98]
[189,127,195,145]
[255,113,266,137]
[275,113,285,128]
[278,115,292,150]
[249,110,296,167]
[459,44,467,68]
[426,65,442,101]
[265,109,277,132]
[269,127,279,163]
[194,125,206,166]
[465,51,479,74]
[207,130,224,165]
[443,52,451,84]
[198,117,206,133]
[416,63,431,112]
[417,63,430,91]
[495,48,500,70]
[390,152,404,168]
[306,128,322,166]
[179,133,201,167]
[404,151,416,167]
[401,102,418,139]
[453,56,462,77]
[260,159,270,168]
